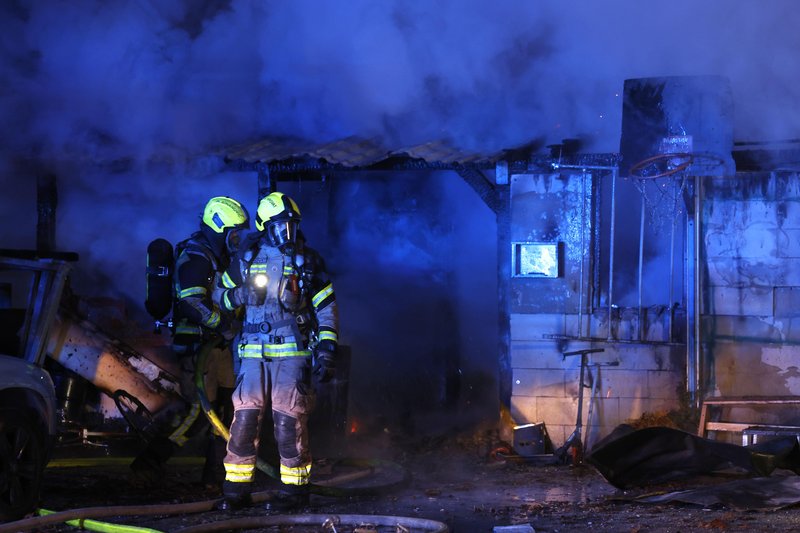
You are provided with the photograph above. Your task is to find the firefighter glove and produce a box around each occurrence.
[219,316,241,341]
[225,286,249,309]
[313,350,336,383]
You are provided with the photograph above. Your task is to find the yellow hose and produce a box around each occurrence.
[193,338,409,495]
[0,340,407,533]
[193,337,281,479]
[193,341,230,441]
[37,508,164,533]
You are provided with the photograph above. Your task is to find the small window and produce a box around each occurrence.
[512,242,560,278]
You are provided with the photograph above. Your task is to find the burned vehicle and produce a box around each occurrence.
[0,250,185,520]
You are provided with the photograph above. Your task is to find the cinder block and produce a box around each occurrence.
[510,341,568,369]
[710,316,783,343]
[710,286,773,316]
[510,313,565,340]
[706,199,774,227]
[509,396,538,426]
[707,257,788,287]
[783,201,800,230]
[706,199,777,229]
[713,344,795,396]
[647,371,684,399]
[602,344,678,371]
[586,313,610,339]
[596,370,648,398]
[774,287,800,317]
[547,425,569,447]
[777,229,800,256]
[776,259,800,286]
[535,396,579,427]
[512,368,567,397]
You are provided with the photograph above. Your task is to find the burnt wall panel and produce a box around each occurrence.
[509,172,588,313]
[507,170,685,447]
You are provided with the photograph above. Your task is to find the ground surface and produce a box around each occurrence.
[7,432,800,532]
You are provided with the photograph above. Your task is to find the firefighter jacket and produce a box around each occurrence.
[218,239,338,360]
[172,232,229,342]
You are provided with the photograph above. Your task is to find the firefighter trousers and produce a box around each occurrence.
[223,356,316,491]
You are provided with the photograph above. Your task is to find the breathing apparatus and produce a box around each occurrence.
[255,192,301,254]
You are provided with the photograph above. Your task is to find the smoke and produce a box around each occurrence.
[2,0,799,435]
[3,0,799,164]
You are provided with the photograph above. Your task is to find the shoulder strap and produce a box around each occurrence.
[176,233,219,271]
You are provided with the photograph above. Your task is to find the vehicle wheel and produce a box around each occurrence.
[0,408,46,521]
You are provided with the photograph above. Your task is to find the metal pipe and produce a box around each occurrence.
[685,198,695,402]
[668,207,676,342]
[637,187,646,341]
[693,174,703,406]
[607,167,618,340]
[552,163,619,171]
[578,171,587,337]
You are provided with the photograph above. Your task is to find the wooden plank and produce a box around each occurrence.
[698,396,800,438]
[705,422,751,432]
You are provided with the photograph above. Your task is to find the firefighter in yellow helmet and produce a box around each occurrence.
[131,196,249,486]
[215,191,339,511]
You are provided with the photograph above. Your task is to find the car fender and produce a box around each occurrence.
[0,354,58,438]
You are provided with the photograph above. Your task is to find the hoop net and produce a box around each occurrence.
[627,152,726,233]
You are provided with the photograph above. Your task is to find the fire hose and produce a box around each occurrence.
[0,338,422,533]
[193,336,410,498]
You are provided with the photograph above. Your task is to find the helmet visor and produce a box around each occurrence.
[267,220,298,249]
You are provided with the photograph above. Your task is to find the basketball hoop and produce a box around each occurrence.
[625,153,693,234]
[629,153,693,180]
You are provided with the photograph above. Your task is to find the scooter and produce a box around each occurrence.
[555,348,619,465]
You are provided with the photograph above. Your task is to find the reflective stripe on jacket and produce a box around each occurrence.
[222,239,338,359]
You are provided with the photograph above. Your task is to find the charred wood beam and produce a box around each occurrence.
[496,187,512,411]
[527,152,621,172]
[224,156,498,175]
[455,165,502,215]
[226,152,618,177]
[256,163,274,200]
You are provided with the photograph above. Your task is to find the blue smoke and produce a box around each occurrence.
[1,0,799,434]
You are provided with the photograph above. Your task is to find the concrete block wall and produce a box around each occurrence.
[507,171,686,449]
[509,313,684,449]
[703,172,800,400]
[505,170,800,449]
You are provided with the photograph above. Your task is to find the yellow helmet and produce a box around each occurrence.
[256,192,301,249]
[202,196,249,234]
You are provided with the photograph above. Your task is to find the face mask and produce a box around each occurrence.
[267,220,298,251]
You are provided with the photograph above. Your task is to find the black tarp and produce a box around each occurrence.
[586,425,800,489]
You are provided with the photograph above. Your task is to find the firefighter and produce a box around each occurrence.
[215,191,338,511]
[131,196,249,486]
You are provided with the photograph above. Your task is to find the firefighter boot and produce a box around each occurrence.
[265,482,310,512]
[215,480,253,511]
[201,434,228,488]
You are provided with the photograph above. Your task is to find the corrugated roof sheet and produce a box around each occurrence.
[222,135,509,168]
